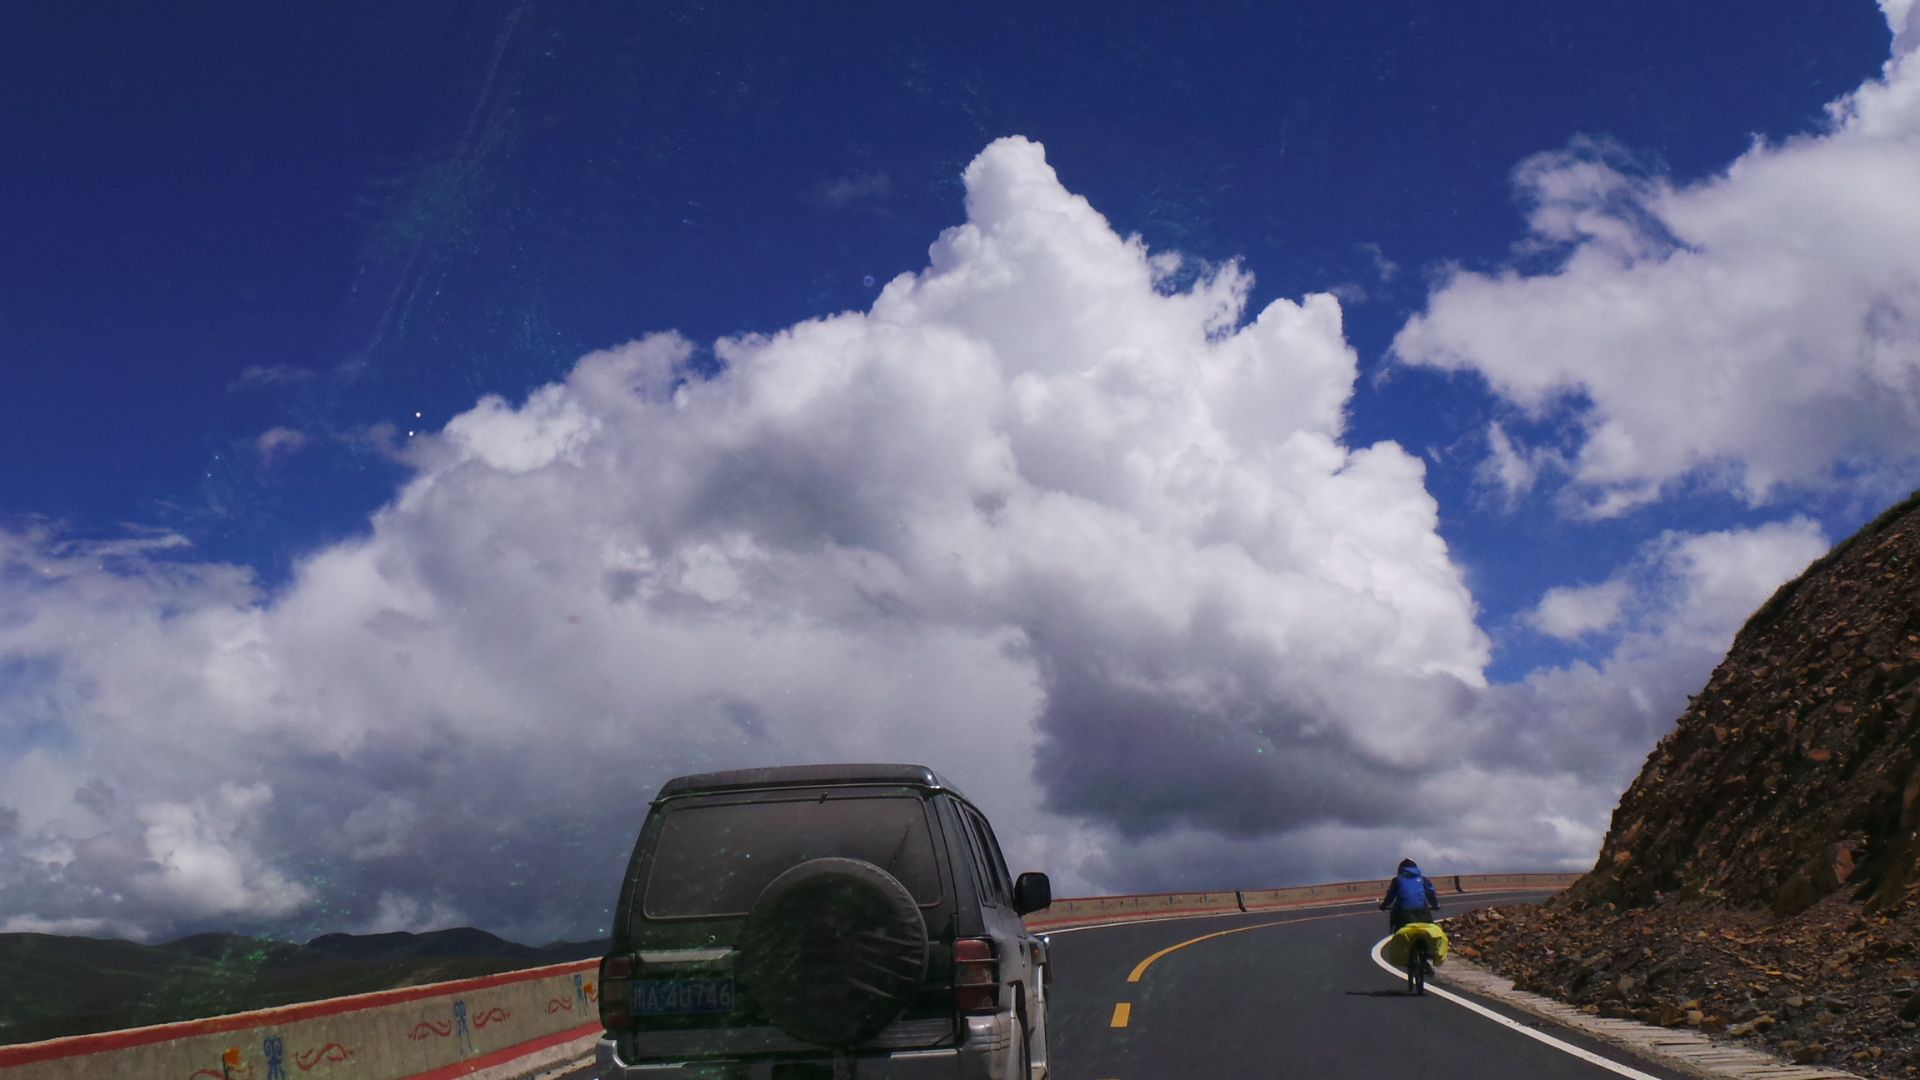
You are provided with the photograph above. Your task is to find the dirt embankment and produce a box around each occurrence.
[1450,891,1920,1074]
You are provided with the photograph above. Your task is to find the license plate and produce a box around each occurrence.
[633,977,736,1015]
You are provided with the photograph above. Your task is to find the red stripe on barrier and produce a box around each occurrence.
[404,1021,600,1080]
[0,960,597,1066]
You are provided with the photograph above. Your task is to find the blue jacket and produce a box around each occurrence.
[1381,864,1439,911]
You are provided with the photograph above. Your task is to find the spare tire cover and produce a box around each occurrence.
[737,857,930,1048]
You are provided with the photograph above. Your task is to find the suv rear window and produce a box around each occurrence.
[641,793,942,918]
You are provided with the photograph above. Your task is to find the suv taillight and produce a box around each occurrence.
[953,938,999,1013]
[599,953,634,1030]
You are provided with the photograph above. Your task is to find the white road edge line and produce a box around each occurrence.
[1369,937,1667,1080]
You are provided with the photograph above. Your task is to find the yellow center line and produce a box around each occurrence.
[1126,908,1377,983]
[1109,1002,1131,1027]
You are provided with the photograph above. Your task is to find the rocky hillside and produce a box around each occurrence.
[1572,491,1920,917]
[1449,492,1920,1077]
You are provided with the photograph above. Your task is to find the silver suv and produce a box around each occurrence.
[596,764,1053,1079]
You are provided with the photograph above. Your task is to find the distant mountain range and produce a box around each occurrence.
[0,928,606,1047]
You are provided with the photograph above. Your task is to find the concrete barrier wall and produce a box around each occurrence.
[1442,872,1583,892]
[1022,889,1244,929]
[0,871,1581,1076]
[0,959,600,1080]
[1024,870,1583,931]
[1239,878,1393,912]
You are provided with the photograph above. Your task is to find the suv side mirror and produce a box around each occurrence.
[1013,871,1052,915]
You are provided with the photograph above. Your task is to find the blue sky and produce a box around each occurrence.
[1,1,1915,940]
[3,3,1889,599]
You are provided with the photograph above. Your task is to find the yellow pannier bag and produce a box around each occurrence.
[1384,922,1449,968]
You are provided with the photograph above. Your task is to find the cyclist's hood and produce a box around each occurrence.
[1398,862,1423,878]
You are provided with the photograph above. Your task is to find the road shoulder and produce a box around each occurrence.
[1437,958,1864,1080]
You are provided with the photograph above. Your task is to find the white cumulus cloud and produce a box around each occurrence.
[1394,1,1920,516]
[1476,518,1828,784]
[255,426,311,465]
[1528,580,1630,641]
[0,136,1834,942]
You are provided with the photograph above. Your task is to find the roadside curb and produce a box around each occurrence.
[1435,957,1865,1080]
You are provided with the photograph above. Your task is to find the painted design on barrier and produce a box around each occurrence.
[189,1046,254,1080]
[293,1043,353,1071]
[454,1000,476,1054]
[472,1005,511,1028]
[549,975,594,1014]
[264,1035,286,1080]
[407,1019,454,1041]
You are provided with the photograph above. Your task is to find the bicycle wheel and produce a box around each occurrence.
[1408,940,1427,995]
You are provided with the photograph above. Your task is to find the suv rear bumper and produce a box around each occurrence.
[597,1012,1018,1079]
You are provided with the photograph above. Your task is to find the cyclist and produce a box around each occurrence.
[1379,858,1439,930]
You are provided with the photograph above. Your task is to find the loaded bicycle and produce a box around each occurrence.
[1384,921,1447,995]
[1406,933,1433,995]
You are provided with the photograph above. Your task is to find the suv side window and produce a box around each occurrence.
[962,805,1014,907]
[947,798,998,907]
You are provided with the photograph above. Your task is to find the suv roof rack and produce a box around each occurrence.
[654,762,967,802]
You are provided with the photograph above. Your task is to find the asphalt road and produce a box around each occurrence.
[566,891,1695,1079]
[1042,891,1692,1079]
